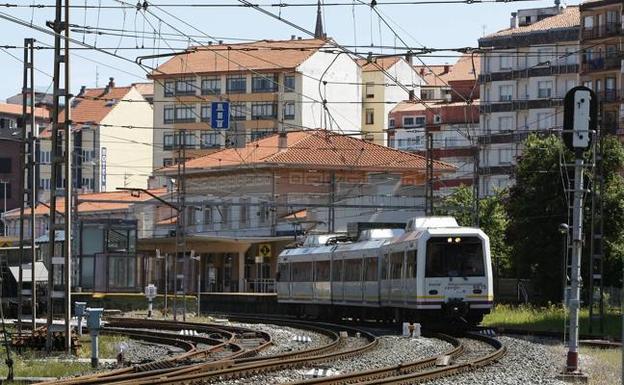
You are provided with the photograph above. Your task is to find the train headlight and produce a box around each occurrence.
[447,237,453,243]
[455,237,461,243]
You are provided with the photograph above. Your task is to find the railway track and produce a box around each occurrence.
[37,317,506,385]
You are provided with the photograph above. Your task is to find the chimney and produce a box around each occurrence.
[408,90,415,101]
[104,77,115,93]
[298,37,302,40]
[278,131,288,151]
[291,35,296,40]
[77,85,86,97]
[208,41,212,45]
[442,65,450,74]
[510,12,518,29]
[218,40,223,44]
[419,68,425,76]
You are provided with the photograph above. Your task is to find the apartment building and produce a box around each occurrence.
[0,103,50,234]
[358,57,422,145]
[579,0,624,136]
[148,38,361,175]
[143,130,453,292]
[416,54,481,102]
[478,5,580,196]
[388,101,479,196]
[38,79,153,197]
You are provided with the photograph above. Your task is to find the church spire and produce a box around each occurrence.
[314,0,325,39]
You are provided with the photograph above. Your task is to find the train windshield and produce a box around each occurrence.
[425,236,485,278]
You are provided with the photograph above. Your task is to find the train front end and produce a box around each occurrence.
[420,224,493,325]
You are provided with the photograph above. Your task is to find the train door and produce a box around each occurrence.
[380,252,391,304]
[276,261,290,300]
[362,251,379,305]
[404,248,418,307]
[331,256,344,303]
[389,250,405,304]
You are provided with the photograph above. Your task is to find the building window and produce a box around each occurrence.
[240,199,249,227]
[40,178,50,191]
[583,80,592,89]
[163,133,175,150]
[284,74,295,92]
[39,150,51,164]
[499,54,512,70]
[537,48,553,65]
[537,81,553,98]
[175,78,196,95]
[250,129,273,142]
[164,80,175,97]
[182,131,197,148]
[231,102,246,121]
[0,158,11,173]
[499,85,513,101]
[164,105,175,124]
[252,74,278,93]
[200,104,211,122]
[498,116,513,131]
[537,112,553,130]
[220,204,230,227]
[283,102,295,120]
[258,202,268,224]
[402,116,425,128]
[201,77,221,95]
[498,148,512,164]
[584,15,594,30]
[251,102,277,119]
[163,158,174,167]
[81,149,94,163]
[175,105,196,123]
[200,131,219,148]
[226,76,247,94]
[389,118,395,128]
[365,82,375,98]
[365,109,374,125]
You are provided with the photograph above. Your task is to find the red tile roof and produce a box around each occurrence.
[483,6,579,39]
[132,82,154,97]
[391,99,480,113]
[2,188,168,219]
[357,57,402,72]
[159,130,454,174]
[0,103,50,119]
[151,39,328,78]
[415,54,480,86]
[40,85,134,137]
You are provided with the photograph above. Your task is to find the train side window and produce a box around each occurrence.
[364,257,378,281]
[390,251,403,279]
[344,258,362,281]
[406,250,417,278]
[332,259,343,281]
[315,260,330,281]
[291,262,313,282]
[277,263,289,282]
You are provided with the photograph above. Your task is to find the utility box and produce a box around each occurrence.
[144,284,157,300]
[75,302,87,318]
[86,308,104,331]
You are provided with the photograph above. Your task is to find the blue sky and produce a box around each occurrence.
[0,0,579,100]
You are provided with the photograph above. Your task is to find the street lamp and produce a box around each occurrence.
[155,249,168,316]
[190,250,200,317]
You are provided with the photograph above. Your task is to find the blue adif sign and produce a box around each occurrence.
[211,101,230,130]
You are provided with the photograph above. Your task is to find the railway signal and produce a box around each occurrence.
[561,86,596,378]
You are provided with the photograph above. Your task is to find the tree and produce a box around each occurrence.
[507,134,624,302]
[436,185,510,273]
[506,134,570,302]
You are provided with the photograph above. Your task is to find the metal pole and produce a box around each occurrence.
[62,0,72,352]
[197,256,201,317]
[566,157,584,373]
[164,254,168,313]
[1,181,5,236]
[28,38,38,333]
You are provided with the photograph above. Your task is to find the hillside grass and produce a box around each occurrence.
[482,304,622,339]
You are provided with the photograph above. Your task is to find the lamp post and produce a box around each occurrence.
[155,249,167,315]
[190,250,200,317]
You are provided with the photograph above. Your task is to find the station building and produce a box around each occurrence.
[141,130,454,295]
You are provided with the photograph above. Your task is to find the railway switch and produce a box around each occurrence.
[86,308,104,368]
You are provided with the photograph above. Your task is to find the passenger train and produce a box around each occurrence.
[276,217,493,325]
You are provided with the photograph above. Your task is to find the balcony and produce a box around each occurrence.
[582,22,622,41]
[479,64,579,84]
[480,98,563,113]
[581,55,622,73]
[598,89,618,103]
